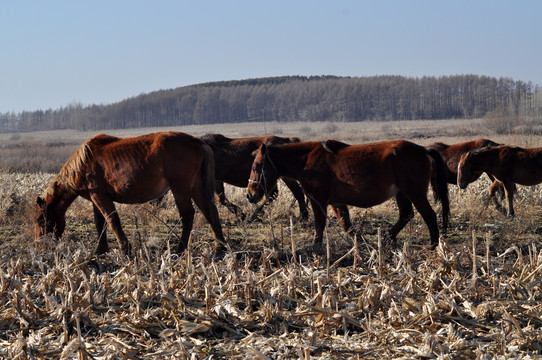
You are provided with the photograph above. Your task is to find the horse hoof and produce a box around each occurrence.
[213,245,227,260]
[119,243,132,257]
[176,243,187,254]
[95,244,110,255]
[311,242,325,255]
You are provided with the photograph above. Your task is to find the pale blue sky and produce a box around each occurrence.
[1,0,541,113]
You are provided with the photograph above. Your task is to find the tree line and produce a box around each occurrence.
[1,74,540,132]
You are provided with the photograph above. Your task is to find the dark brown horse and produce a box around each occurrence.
[428,139,506,201]
[458,144,542,216]
[428,139,499,184]
[201,134,309,221]
[247,139,449,248]
[34,131,225,255]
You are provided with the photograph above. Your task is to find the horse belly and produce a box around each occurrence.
[333,183,399,208]
[108,166,170,204]
[513,166,542,186]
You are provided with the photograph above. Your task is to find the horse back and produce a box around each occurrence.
[83,132,206,202]
[326,139,430,182]
[314,139,431,207]
[90,131,203,163]
[494,145,542,185]
[202,134,299,186]
[429,138,498,183]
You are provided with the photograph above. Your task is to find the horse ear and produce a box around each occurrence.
[36,196,45,207]
[322,140,334,153]
[252,144,267,157]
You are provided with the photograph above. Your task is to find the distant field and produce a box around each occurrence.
[3,118,542,173]
[0,118,490,144]
[1,120,542,358]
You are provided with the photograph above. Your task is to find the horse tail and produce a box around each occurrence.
[193,141,226,251]
[426,148,450,233]
[200,143,218,208]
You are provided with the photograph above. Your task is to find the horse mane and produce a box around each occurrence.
[52,136,94,191]
[477,138,500,147]
[467,148,483,157]
[321,139,349,154]
[289,137,301,143]
[264,136,301,145]
[467,144,503,158]
[200,133,232,145]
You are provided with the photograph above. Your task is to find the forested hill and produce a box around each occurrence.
[1,74,540,132]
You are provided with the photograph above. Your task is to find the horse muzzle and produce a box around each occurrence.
[247,184,264,203]
[247,191,261,204]
[34,233,56,249]
[458,183,467,190]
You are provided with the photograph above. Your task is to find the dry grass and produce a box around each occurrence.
[1,120,542,358]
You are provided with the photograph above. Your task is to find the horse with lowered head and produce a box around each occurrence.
[201,133,309,221]
[428,139,506,203]
[247,139,449,249]
[428,139,500,185]
[34,131,226,255]
[458,144,542,217]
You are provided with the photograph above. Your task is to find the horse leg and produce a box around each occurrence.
[503,181,515,217]
[489,180,507,215]
[190,185,226,252]
[488,174,506,200]
[410,194,439,248]
[308,197,328,248]
[169,188,196,253]
[329,204,352,234]
[90,194,131,255]
[282,179,309,220]
[93,204,109,254]
[389,193,414,247]
[215,181,245,220]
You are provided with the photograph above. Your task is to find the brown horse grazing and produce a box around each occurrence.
[428,139,505,201]
[34,131,226,255]
[201,134,309,221]
[428,139,499,184]
[458,144,542,217]
[247,139,450,249]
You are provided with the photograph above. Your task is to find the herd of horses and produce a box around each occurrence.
[33,130,542,257]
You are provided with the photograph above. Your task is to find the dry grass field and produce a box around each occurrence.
[1,119,542,359]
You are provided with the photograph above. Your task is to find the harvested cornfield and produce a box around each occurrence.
[1,235,542,359]
[1,171,542,359]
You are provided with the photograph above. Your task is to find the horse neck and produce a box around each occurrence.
[267,144,311,180]
[45,180,78,214]
[469,148,499,172]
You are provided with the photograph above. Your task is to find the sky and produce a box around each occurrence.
[1,0,541,113]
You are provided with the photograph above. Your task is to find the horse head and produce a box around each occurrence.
[457,151,477,189]
[34,192,66,242]
[247,144,279,203]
